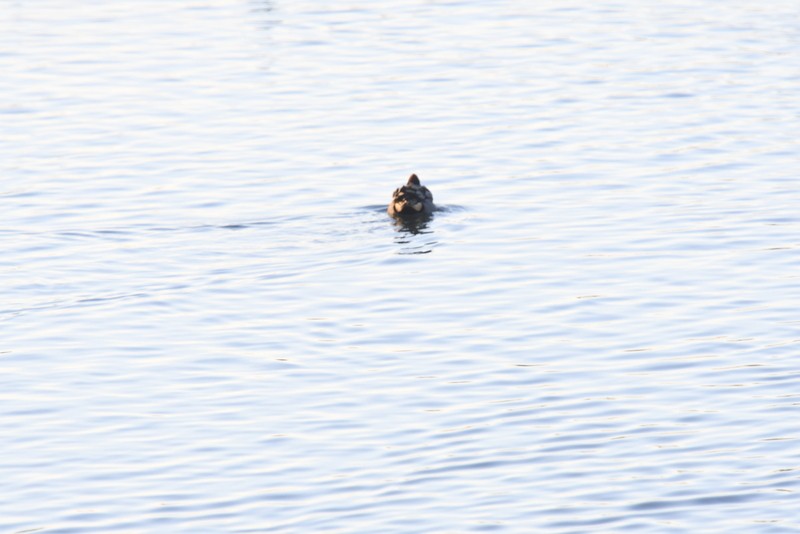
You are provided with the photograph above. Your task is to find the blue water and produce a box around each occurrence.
[2,1,799,532]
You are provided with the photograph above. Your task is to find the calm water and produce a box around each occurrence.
[3,1,800,532]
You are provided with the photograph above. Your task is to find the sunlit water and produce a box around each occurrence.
[2,1,800,532]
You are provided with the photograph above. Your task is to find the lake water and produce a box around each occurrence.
[2,0,799,532]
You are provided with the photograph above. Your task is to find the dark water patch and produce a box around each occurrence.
[629,492,762,511]
[662,92,695,98]
[75,293,148,306]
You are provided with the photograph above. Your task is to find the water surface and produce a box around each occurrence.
[2,1,799,532]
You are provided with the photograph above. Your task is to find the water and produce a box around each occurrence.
[2,1,799,532]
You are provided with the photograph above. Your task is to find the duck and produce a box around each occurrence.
[388,174,435,217]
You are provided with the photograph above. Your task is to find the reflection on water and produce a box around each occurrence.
[392,213,432,235]
[392,213,436,254]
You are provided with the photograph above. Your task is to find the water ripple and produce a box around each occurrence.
[2,0,800,532]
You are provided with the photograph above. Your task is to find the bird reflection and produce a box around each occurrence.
[393,213,432,235]
[392,213,436,254]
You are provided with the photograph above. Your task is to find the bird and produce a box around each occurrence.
[387,174,435,218]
